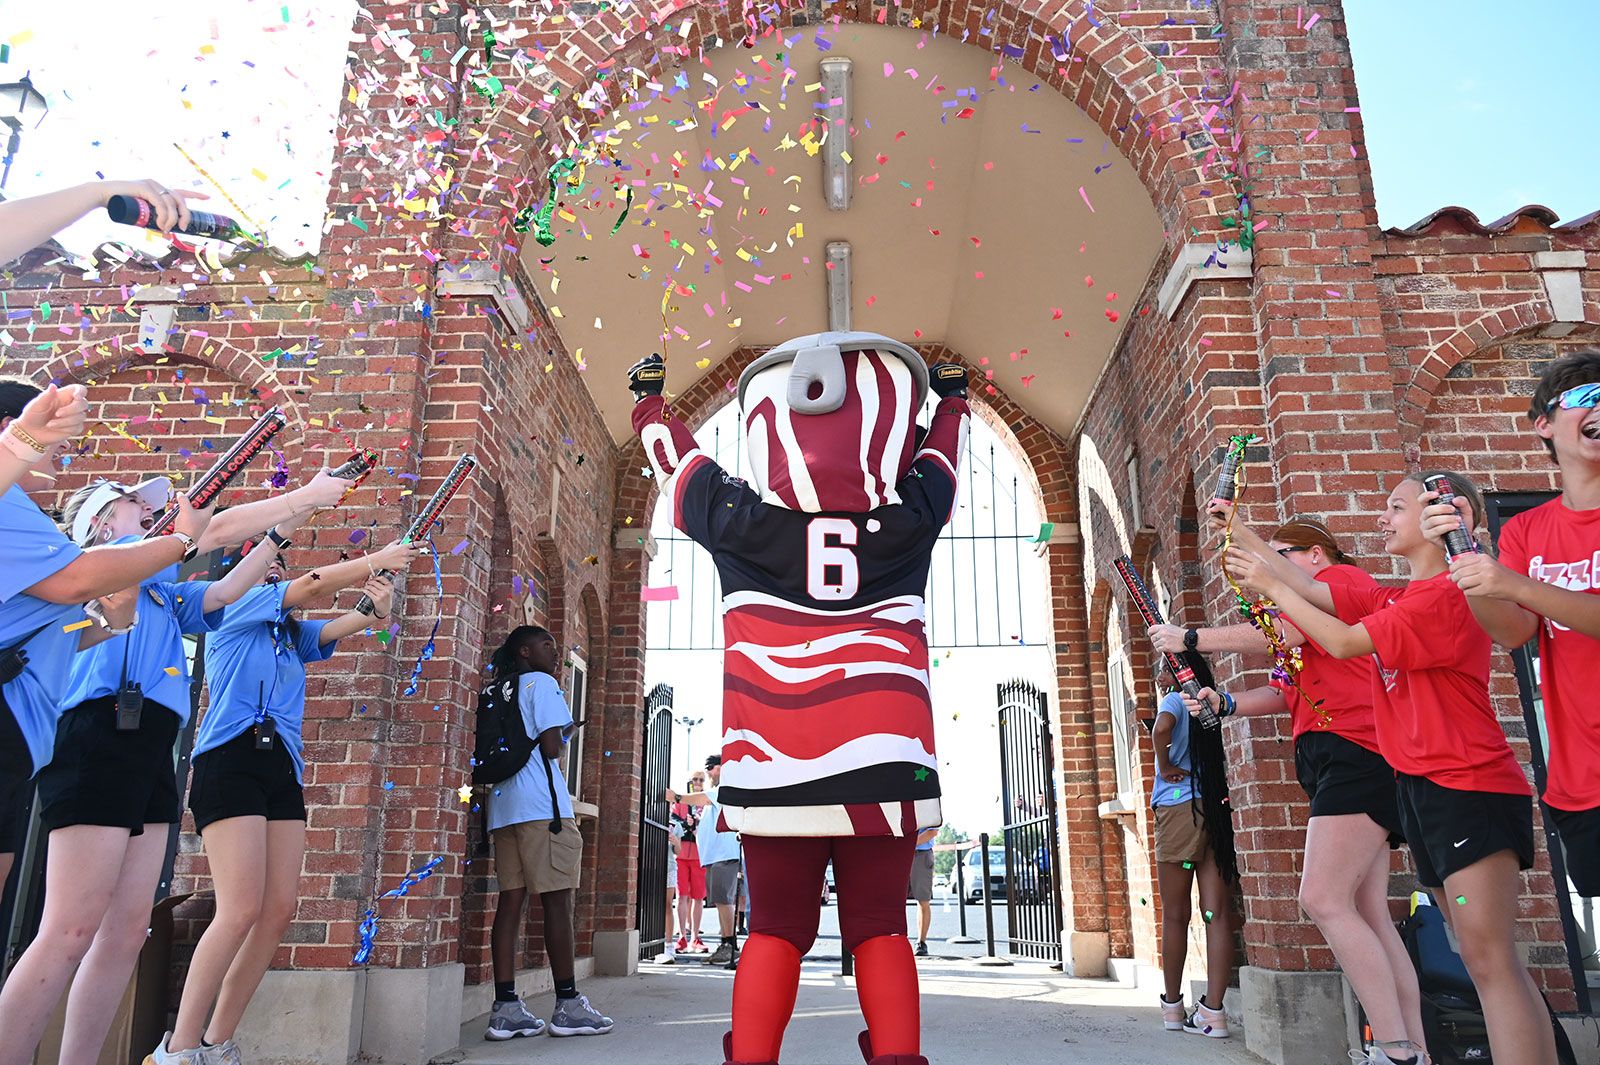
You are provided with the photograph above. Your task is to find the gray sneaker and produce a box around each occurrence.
[211,1040,243,1065]
[706,940,735,966]
[143,1033,215,1065]
[486,998,547,1040]
[549,993,614,1037]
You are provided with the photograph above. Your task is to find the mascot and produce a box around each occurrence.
[628,332,970,1065]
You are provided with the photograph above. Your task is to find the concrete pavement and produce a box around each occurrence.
[453,953,1264,1065]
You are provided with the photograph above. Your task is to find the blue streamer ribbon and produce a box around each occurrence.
[353,855,446,965]
[401,539,444,698]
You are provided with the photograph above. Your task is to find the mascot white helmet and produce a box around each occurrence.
[737,330,928,513]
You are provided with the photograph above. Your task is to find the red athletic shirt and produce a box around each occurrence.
[1330,572,1530,795]
[1273,564,1383,752]
[1496,498,1600,812]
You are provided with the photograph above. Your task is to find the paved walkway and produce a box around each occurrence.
[455,954,1263,1065]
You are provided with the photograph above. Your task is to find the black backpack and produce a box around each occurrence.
[470,675,535,786]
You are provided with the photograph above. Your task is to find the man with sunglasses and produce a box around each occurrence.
[1422,350,1600,897]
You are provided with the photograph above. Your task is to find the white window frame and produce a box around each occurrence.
[563,652,589,801]
[1107,603,1137,806]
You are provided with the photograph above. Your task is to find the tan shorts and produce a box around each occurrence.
[1153,803,1212,865]
[493,819,583,894]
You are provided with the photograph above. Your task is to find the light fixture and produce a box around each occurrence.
[826,241,852,330]
[818,57,853,211]
[0,72,46,190]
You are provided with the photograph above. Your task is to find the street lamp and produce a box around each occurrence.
[677,714,704,777]
[0,72,47,190]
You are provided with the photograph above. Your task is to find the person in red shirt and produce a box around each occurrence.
[674,771,710,953]
[1153,514,1425,1065]
[1226,470,1557,1065]
[1421,351,1600,899]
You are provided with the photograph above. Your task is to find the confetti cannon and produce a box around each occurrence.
[1111,554,1220,729]
[145,408,289,539]
[355,454,477,616]
[1423,474,1478,562]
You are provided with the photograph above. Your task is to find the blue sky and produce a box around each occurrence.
[1344,0,1598,228]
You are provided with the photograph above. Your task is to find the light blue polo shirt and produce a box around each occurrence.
[192,582,337,782]
[487,671,575,831]
[0,484,88,775]
[60,536,223,722]
[1151,691,1198,807]
[697,784,740,866]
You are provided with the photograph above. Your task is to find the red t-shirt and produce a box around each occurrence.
[1496,498,1600,812]
[1273,564,1383,752]
[1330,572,1530,795]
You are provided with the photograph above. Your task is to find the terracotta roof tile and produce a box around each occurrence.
[1384,204,1600,238]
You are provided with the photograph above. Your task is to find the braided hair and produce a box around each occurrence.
[1173,650,1238,884]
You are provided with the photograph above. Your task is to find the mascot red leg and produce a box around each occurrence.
[629,336,970,1065]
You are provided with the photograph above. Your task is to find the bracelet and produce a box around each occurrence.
[1,425,48,458]
[1218,691,1237,718]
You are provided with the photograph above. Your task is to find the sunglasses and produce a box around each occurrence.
[1276,546,1312,557]
[1545,383,1600,413]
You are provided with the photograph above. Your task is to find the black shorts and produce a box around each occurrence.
[1547,804,1600,898]
[1396,773,1534,888]
[35,696,182,834]
[188,727,306,832]
[0,689,35,795]
[1294,731,1403,843]
[0,776,29,855]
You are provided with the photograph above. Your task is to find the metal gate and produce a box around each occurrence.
[996,678,1063,964]
[635,684,674,961]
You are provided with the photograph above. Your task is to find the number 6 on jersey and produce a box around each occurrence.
[806,518,859,600]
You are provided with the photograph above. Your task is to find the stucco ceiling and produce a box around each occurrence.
[521,23,1165,443]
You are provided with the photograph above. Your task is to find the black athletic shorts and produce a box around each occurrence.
[1547,804,1600,898]
[0,689,34,796]
[1294,731,1403,844]
[35,696,181,834]
[188,726,306,832]
[1396,773,1534,888]
[0,776,29,855]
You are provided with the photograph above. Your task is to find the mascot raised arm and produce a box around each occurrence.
[629,332,970,1065]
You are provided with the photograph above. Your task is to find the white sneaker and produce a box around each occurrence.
[143,1034,215,1065]
[1159,994,1185,1031]
[1183,1000,1229,1038]
[1351,1042,1423,1065]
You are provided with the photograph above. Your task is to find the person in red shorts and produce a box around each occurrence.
[1421,351,1600,899]
[673,771,710,953]
[1154,514,1425,1065]
[1227,470,1557,1065]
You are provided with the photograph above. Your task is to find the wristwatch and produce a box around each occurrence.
[266,528,293,550]
[171,531,199,563]
[1183,628,1199,652]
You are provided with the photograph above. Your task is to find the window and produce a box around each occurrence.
[1125,450,1142,529]
[563,652,589,801]
[1107,602,1136,800]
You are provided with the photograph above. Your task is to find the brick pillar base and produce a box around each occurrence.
[1238,966,1353,1065]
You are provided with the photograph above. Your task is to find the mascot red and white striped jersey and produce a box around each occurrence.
[632,333,970,838]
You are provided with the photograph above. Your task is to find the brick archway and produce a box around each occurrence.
[444,0,1229,269]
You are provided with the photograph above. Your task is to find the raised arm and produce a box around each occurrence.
[1206,500,1335,613]
[1148,620,1302,657]
[318,575,394,644]
[25,497,212,604]
[281,538,425,610]
[198,468,353,552]
[628,354,702,486]
[0,384,89,497]
[201,535,285,612]
[1446,551,1597,643]
[0,179,207,264]
[1227,546,1374,659]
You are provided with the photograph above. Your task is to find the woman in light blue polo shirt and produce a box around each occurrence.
[156,538,419,1065]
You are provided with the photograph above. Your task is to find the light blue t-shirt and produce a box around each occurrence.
[0,485,88,775]
[487,671,575,831]
[1151,691,1197,808]
[915,835,935,853]
[192,582,338,782]
[61,536,222,722]
[697,784,740,866]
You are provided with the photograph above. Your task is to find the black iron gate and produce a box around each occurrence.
[997,678,1063,964]
[636,684,674,961]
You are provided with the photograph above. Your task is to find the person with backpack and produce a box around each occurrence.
[477,625,612,1041]
[150,538,420,1065]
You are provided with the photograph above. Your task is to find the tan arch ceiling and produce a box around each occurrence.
[520,22,1165,442]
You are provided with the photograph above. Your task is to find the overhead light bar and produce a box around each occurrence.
[819,57,853,211]
[826,241,852,330]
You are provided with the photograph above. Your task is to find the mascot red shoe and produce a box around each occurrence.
[628,333,970,1065]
